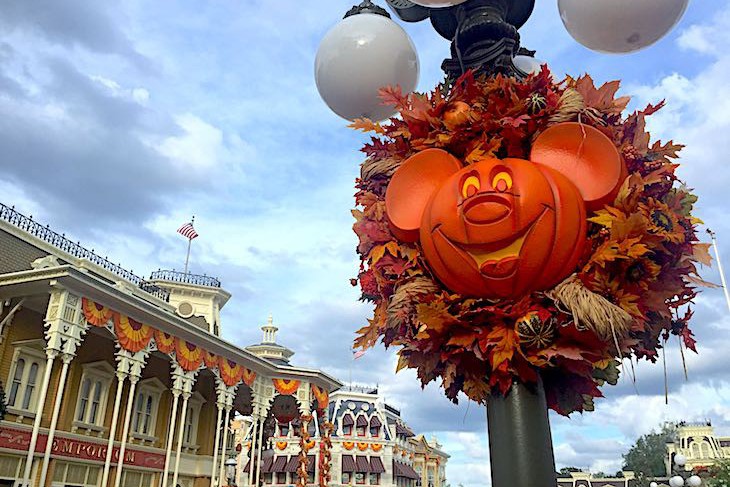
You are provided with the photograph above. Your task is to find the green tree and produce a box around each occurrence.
[557,467,582,478]
[622,423,676,480]
[706,459,730,487]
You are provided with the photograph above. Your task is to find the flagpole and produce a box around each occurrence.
[184,215,194,275]
[708,229,730,314]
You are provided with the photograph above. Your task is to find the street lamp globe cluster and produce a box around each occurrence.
[315,0,689,122]
[649,454,703,487]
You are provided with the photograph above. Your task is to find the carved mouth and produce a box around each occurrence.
[435,206,550,279]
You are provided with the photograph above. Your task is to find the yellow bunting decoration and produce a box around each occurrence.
[175,339,203,371]
[241,367,256,387]
[154,330,176,354]
[203,350,218,369]
[219,358,244,387]
[272,378,300,395]
[343,441,354,451]
[81,298,113,327]
[113,314,153,353]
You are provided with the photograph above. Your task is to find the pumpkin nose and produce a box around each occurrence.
[463,196,511,224]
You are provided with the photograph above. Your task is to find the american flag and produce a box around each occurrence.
[177,222,199,240]
[353,349,365,360]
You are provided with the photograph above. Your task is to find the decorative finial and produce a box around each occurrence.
[268,313,274,325]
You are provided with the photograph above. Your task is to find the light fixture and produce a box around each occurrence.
[669,475,686,487]
[675,453,688,467]
[513,55,545,76]
[687,475,702,487]
[315,1,419,121]
[409,0,466,6]
[650,482,658,487]
[225,457,238,486]
[558,0,689,53]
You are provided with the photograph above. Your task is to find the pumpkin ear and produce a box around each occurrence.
[531,122,625,211]
[386,148,463,242]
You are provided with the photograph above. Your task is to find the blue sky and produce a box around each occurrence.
[1,0,730,485]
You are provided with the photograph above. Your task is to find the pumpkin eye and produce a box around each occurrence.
[492,171,513,192]
[461,174,481,199]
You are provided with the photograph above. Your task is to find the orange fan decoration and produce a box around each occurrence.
[203,350,218,369]
[175,340,203,371]
[342,441,354,451]
[311,384,329,412]
[113,314,154,353]
[154,330,176,354]
[241,367,256,387]
[276,441,288,450]
[357,442,368,451]
[272,379,300,396]
[219,358,244,387]
[81,298,113,327]
[371,444,383,452]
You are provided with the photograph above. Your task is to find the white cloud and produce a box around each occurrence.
[156,113,227,170]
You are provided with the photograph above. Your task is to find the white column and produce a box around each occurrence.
[171,391,191,487]
[160,390,181,487]
[113,376,139,487]
[102,371,128,487]
[20,352,56,487]
[217,406,232,486]
[38,353,74,486]
[255,411,265,487]
[210,404,223,487]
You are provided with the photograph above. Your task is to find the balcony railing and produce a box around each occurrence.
[0,202,170,302]
[149,269,221,288]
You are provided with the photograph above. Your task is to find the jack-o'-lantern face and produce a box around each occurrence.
[385,123,625,299]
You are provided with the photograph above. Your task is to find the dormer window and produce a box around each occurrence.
[356,415,368,437]
[342,414,354,436]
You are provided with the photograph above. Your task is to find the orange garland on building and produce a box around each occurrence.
[175,339,203,371]
[318,421,334,487]
[113,314,154,353]
[241,367,256,387]
[219,358,244,387]
[203,350,218,369]
[153,330,176,354]
[342,441,354,451]
[81,298,113,327]
[272,379,300,396]
[371,443,382,452]
[276,441,288,451]
[357,442,368,451]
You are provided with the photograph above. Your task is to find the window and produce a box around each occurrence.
[356,425,367,436]
[74,362,113,429]
[0,455,26,481]
[276,472,286,484]
[370,473,380,485]
[355,472,366,484]
[121,470,154,487]
[343,424,353,436]
[131,378,163,440]
[342,472,352,484]
[6,344,46,415]
[264,473,273,484]
[279,423,289,437]
[183,393,204,447]
[52,462,100,486]
[370,425,379,437]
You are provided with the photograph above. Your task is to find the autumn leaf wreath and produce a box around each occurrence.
[350,68,709,415]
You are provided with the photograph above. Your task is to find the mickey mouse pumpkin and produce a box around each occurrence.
[385,122,626,299]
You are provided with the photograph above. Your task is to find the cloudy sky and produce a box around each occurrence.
[2,0,730,485]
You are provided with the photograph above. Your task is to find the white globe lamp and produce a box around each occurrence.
[687,475,702,487]
[558,0,689,53]
[410,0,467,6]
[650,482,658,487]
[315,2,419,121]
[675,454,688,467]
[669,475,686,487]
[513,55,545,76]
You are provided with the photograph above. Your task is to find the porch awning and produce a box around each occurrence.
[341,455,356,472]
[285,456,299,473]
[342,415,354,426]
[369,416,382,428]
[356,415,368,427]
[369,457,385,474]
[395,423,415,438]
[260,456,274,473]
[355,455,370,473]
[393,460,419,480]
[271,456,288,473]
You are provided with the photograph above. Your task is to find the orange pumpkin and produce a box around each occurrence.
[386,123,624,299]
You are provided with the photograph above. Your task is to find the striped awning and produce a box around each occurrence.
[342,415,354,426]
[259,456,273,473]
[369,416,382,428]
[342,455,356,473]
[395,423,415,438]
[355,456,370,473]
[271,456,288,473]
[369,457,385,474]
[356,415,368,427]
[393,460,419,480]
[285,456,299,473]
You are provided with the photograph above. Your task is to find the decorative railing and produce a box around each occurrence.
[0,202,170,302]
[149,269,221,288]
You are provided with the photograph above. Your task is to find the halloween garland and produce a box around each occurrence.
[318,420,334,487]
[351,69,710,415]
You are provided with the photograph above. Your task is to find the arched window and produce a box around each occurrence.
[369,416,382,437]
[355,415,368,436]
[701,442,712,458]
[6,344,47,415]
[691,443,701,458]
[342,414,354,436]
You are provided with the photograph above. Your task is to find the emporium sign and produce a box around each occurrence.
[0,426,165,470]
